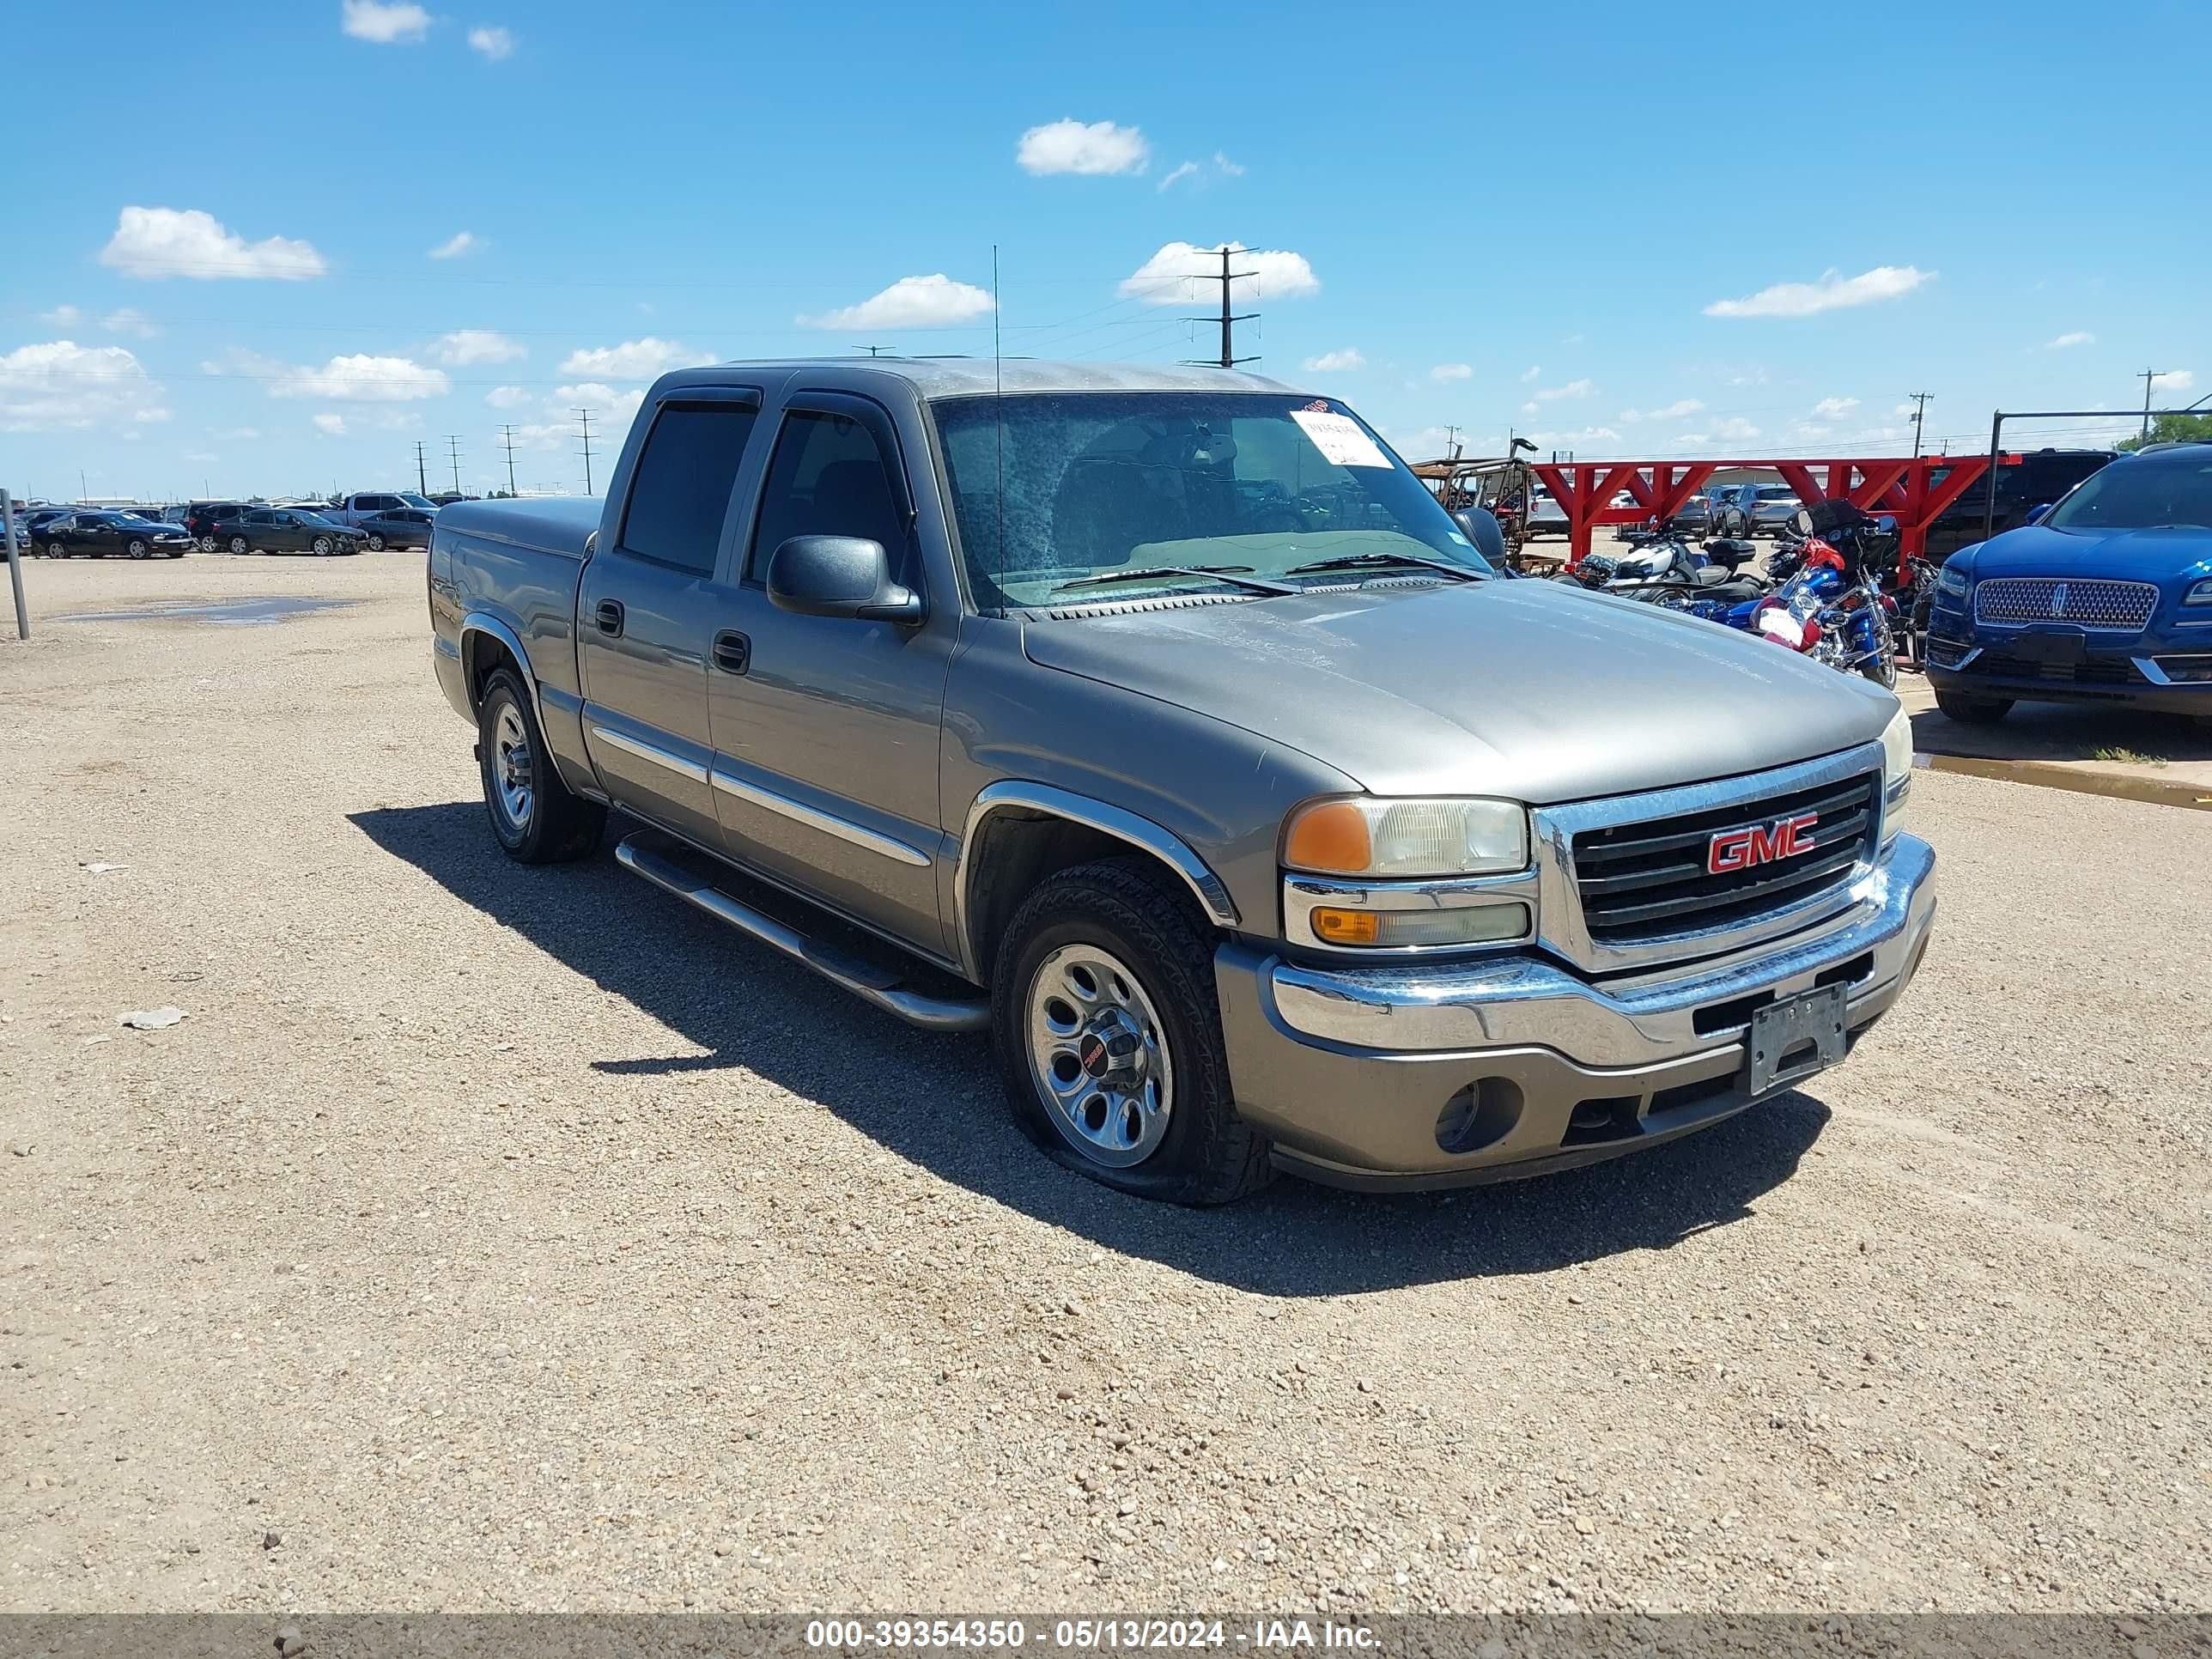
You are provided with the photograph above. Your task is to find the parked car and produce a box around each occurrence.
[330,490,440,529]
[180,501,253,550]
[428,492,477,507]
[1706,483,1762,538]
[1923,448,2115,562]
[1924,441,2212,724]
[208,506,366,556]
[1525,484,1567,538]
[427,359,1934,1204]
[1751,485,1802,537]
[37,510,193,559]
[22,507,76,544]
[356,507,435,550]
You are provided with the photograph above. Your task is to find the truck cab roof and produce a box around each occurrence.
[653,357,1298,402]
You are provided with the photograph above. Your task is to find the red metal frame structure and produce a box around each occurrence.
[1530,454,2021,563]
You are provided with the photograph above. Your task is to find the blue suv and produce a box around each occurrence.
[1924,441,2212,725]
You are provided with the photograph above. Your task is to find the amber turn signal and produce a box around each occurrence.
[1308,907,1382,945]
[1282,800,1374,875]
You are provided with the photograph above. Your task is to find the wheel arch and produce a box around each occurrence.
[954,782,1240,984]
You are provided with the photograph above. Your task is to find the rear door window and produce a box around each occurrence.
[616,401,760,575]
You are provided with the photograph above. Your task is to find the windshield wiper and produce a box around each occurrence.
[1049,563,1297,598]
[1285,551,1483,582]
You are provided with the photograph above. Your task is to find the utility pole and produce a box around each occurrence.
[1443,424,1462,461]
[500,425,519,497]
[854,345,893,357]
[413,441,428,495]
[576,409,596,495]
[1181,245,1258,369]
[1905,392,1934,459]
[2139,368,2168,441]
[446,434,464,497]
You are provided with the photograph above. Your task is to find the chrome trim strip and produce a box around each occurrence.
[1531,740,1887,975]
[954,782,1239,981]
[1282,868,1539,955]
[617,833,987,1033]
[590,724,710,787]
[711,763,932,867]
[2133,657,2172,687]
[1267,833,1935,1058]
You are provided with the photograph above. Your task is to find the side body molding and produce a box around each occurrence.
[954,781,1241,981]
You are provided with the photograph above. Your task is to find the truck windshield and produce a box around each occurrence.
[2045,457,2212,532]
[930,392,1491,611]
[397,493,436,511]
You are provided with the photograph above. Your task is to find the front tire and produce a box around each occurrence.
[127,538,149,560]
[990,859,1271,1206]
[365,533,386,551]
[1935,687,2013,724]
[476,668,606,864]
[312,535,333,556]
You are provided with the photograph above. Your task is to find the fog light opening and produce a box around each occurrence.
[1436,1077,1522,1156]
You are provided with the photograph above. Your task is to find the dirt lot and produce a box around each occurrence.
[2,553,2208,1615]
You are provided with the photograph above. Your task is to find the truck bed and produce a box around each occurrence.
[435,495,604,559]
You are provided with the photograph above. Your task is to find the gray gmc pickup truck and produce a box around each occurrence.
[428,360,1935,1203]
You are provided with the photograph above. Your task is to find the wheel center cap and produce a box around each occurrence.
[1078,1033,1111,1078]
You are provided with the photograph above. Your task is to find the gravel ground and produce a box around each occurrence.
[2,553,2208,1615]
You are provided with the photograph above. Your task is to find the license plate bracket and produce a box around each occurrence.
[2014,629,2086,665]
[1745,983,1849,1096]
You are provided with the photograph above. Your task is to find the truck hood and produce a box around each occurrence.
[1021,579,1896,804]
[1956,523,2212,583]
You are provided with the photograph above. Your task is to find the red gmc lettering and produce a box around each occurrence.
[1708,812,1820,875]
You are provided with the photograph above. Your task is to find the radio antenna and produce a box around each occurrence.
[992,244,1006,599]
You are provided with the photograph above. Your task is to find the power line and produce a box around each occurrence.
[1179,246,1257,370]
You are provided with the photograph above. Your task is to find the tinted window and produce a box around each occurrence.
[747,410,908,579]
[617,402,758,574]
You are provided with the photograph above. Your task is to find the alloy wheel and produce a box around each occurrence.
[1023,944,1174,1168]
[491,702,535,834]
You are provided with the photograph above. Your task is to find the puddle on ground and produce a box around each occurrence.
[57,596,356,627]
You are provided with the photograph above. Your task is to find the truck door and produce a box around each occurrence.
[705,392,954,957]
[577,390,762,848]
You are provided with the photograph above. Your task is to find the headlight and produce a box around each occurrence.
[1936,563,1969,598]
[2185,578,2212,606]
[1283,796,1528,878]
[1879,704,1913,838]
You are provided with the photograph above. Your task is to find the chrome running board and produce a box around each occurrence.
[614,830,988,1034]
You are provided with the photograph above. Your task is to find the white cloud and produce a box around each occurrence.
[268,354,450,400]
[1620,398,1703,422]
[1810,396,1860,419]
[1017,118,1149,177]
[556,383,647,427]
[1523,426,1622,449]
[556,337,712,379]
[2154,369,2196,392]
[101,206,326,281]
[1429,363,1473,383]
[1120,241,1320,306]
[184,451,220,463]
[214,426,258,441]
[1704,264,1933,319]
[1158,152,1243,192]
[485,385,534,409]
[101,307,158,338]
[1302,349,1364,373]
[428,231,481,260]
[0,340,167,432]
[1530,377,1594,403]
[433,329,526,366]
[799,274,995,331]
[313,413,348,435]
[2047,331,2095,349]
[342,0,430,43]
[1712,416,1760,441]
[40,305,82,328]
[467,25,514,58]
[1519,365,1541,383]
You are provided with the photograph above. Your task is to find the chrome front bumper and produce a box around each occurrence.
[1213,833,1936,1189]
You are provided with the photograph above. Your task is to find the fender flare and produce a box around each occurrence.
[953,781,1240,981]
[460,611,591,797]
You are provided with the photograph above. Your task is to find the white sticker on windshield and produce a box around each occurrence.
[1291,409,1392,469]
[1446,532,1472,546]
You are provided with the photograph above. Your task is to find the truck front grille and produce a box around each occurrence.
[1973,577,2157,630]
[1571,772,1880,944]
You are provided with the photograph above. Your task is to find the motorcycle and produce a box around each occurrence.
[1557,522,1770,605]
[1665,500,1899,686]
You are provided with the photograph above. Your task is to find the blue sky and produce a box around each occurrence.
[4,0,2207,502]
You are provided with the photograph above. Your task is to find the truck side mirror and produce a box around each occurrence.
[1449,506,1508,564]
[2025,502,2052,526]
[767,535,924,624]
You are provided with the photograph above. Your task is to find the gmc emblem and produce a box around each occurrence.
[1708,812,1820,875]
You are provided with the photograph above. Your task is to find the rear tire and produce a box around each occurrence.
[476,667,605,864]
[1935,688,2013,724]
[45,542,65,559]
[990,858,1272,1206]
[228,535,249,556]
